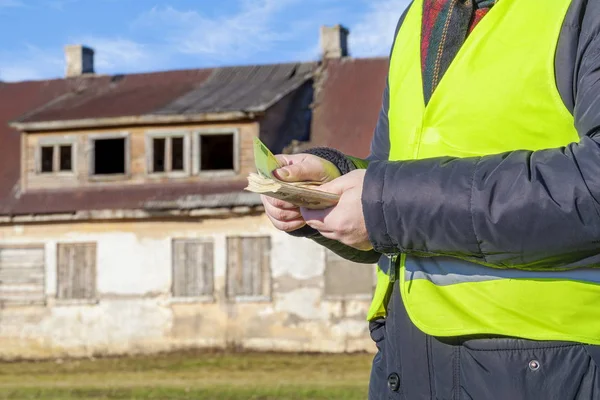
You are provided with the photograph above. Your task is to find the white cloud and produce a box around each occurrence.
[350,0,411,57]
[133,0,298,62]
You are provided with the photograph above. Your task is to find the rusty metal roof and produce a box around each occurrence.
[15,63,315,125]
[308,58,389,158]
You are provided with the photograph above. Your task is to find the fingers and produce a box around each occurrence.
[274,162,316,182]
[262,195,298,210]
[300,207,334,232]
[266,214,306,232]
[261,195,305,233]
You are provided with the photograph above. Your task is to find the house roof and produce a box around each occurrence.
[309,57,389,158]
[0,57,389,219]
[12,63,315,131]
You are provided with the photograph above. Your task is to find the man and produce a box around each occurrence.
[263,0,600,398]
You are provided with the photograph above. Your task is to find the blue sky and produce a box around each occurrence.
[0,0,410,82]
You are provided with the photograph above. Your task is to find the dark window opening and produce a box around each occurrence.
[93,138,126,175]
[41,146,54,173]
[200,134,234,171]
[152,138,166,173]
[59,145,72,172]
[172,137,184,171]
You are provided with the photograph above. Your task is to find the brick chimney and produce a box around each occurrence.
[64,45,95,78]
[320,25,349,59]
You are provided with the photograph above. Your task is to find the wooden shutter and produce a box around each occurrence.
[0,246,45,305]
[172,240,214,297]
[226,237,271,298]
[324,250,374,298]
[57,243,96,300]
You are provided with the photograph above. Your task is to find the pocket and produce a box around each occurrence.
[460,340,597,400]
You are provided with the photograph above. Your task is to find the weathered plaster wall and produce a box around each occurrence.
[0,215,376,359]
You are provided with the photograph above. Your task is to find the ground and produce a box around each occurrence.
[0,351,373,400]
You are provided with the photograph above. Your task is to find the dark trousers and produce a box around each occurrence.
[369,281,600,400]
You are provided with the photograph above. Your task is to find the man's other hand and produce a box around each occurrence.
[261,153,341,232]
[301,170,372,250]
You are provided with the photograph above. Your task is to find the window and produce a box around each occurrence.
[195,131,238,174]
[324,250,374,299]
[57,243,96,300]
[172,239,214,298]
[0,246,45,306]
[38,142,74,174]
[92,137,126,175]
[226,237,271,300]
[40,146,54,173]
[59,145,72,171]
[148,134,188,174]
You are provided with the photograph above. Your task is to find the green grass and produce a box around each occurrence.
[0,351,373,399]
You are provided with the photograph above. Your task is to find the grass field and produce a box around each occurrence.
[0,351,373,400]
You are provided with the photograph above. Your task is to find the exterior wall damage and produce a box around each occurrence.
[0,215,376,359]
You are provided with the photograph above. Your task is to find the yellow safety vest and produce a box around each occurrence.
[367,0,600,345]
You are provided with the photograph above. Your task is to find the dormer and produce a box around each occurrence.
[10,59,316,195]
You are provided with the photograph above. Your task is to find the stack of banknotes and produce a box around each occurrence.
[245,137,339,209]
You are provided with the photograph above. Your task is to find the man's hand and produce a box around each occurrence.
[261,153,341,232]
[301,169,372,250]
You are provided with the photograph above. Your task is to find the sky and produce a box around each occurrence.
[0,0,410,82]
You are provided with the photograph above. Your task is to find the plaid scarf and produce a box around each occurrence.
[421,0,497,104]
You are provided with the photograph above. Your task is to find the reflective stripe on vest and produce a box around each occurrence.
[365,0,600,344]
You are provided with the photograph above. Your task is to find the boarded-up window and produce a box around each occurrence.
[226,237,271,299]
[324,250,374,298]
[172,240,214,297]
[57,243,96,300]
[0,246,45,305]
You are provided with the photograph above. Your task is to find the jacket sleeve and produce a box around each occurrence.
[362,21,600,269]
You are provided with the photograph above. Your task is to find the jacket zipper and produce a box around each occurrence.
[386,253,399,283]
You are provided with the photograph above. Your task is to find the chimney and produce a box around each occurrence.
[64,45,95,78]
[320,25,349,59]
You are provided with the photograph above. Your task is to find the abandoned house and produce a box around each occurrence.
[0,25,389,358]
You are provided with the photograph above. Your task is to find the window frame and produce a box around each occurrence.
[88,132,130,181]
[192,128,240,177]
[170,238,215,303]
[225,235,272,303]
[145,130,192,178]
[36,136,77,176]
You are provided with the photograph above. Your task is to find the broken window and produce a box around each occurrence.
[172,239,214,298]
[57,243,96,300]
[149,135,186,174]
[324,250,374,299]
[93,137,126,175]
[226,236,271,300]
[40,146,54,173]
[199,133,235,172]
